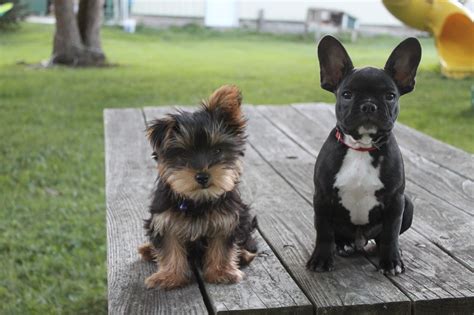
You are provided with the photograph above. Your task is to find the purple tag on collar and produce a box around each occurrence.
[178,200,189,212]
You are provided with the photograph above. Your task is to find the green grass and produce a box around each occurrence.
[0,23,472,314]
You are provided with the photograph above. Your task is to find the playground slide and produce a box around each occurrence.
[0,3,13,17]
[383,0,473,79]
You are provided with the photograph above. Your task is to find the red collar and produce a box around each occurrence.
[335,128,378,152]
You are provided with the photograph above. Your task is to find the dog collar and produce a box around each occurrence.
[335,128,377,152]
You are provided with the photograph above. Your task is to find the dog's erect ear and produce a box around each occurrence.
[146,116,175,151]
[318,35,354,93]
[204,85,243,122]
[384,38,422,95]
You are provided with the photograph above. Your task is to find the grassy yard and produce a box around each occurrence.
[0,23,472,314]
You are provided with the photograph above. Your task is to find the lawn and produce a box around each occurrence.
[0,23,472,314]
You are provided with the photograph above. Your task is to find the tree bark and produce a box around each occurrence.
[51,0,106,67]
[77,0,106,63]
[52,0,83,65]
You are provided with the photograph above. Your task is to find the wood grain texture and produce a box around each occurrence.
[393,123,474,181]
[256,105,474,313]
[292,103,474,216]
[381,229,474,315]
[405,181,474,271]
[242,107,411,314]
[104,108,207,315]
[144,106,313,315]
[200,233,313,315]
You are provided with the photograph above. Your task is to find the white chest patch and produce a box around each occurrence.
[334,150,384,225]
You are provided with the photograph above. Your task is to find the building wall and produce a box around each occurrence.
[132,0,205,18]
[132,0,402,26]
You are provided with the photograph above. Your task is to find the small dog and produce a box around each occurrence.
[139,85,257,290]
[307,36,421,275]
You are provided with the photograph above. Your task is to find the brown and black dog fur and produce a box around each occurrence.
[139,85,257,290]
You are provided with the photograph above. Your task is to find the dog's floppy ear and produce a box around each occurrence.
[204,84,243,123]
[318,35,354,93]
[384,37,422,95]
[146,116,175,151]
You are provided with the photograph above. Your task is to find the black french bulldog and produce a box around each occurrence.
[306,36,421,275]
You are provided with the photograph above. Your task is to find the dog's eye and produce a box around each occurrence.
[342,91,352,99]
[214,148,221,155]
[386,93,396,101]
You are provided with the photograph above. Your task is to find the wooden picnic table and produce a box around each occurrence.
[104,104,474,315]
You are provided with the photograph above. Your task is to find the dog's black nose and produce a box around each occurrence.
[195,172,210,186]
[361,103,377,113]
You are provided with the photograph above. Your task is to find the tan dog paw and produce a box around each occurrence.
[203,267,244,284]
[145,270,189,290]
[138,243,158,261]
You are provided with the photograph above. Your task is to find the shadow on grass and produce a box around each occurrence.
[458,107,474,118]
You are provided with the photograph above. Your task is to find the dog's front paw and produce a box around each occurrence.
[378,257,405,275]
[306,245,335,272]
[145,270,190,290]
[203,267,244,284]
[378,244,405,275]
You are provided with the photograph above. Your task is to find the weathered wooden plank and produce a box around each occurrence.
[200,233,313,315]
[259,105,474,270]
[380,229,474,315]
[241,107,411,314]
[400,149,473,216]
[144,106,313,315]
[104,108,208,315]
[254,105,474,313]
[293,103,474,216]
[405,182,474,271]
[394,123,474,181]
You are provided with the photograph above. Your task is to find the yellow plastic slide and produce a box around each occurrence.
[383,0,473,78]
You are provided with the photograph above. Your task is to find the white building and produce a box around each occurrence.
[131,0,406,33]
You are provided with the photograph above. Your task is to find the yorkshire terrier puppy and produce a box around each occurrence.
[139,85,257,290]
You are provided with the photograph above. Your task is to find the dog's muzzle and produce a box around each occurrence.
[360,102,377,113]
[195,172,210,186]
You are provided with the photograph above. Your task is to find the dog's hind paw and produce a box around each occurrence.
[138,243,158,262]
[239,249,257,266]
[336,244,355,257]
[363,239,378,256]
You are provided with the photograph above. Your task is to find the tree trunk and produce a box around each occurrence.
[52,0,83,65]
[77,0,106,64]
[51,0,106,67]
